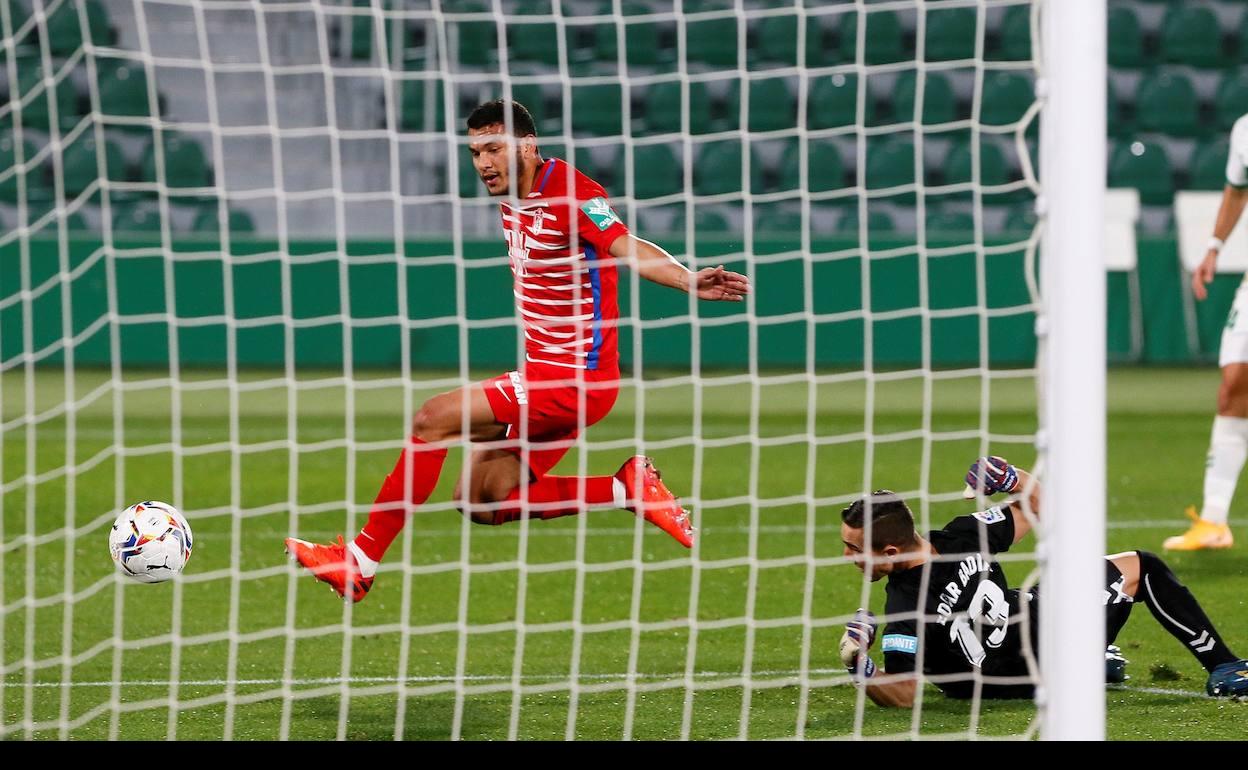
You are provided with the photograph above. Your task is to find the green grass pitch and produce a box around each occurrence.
[3,367,1246,740]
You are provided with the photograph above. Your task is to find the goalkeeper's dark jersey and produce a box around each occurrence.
[880,506,1038,700]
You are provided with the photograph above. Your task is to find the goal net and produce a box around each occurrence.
[1,0,1093,740]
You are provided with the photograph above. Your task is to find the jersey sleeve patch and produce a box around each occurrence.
[581,197,621,231]
[973,506,1007,525]
[881,634,918,655]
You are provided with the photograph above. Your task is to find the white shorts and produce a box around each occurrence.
[1219,285,1248,367]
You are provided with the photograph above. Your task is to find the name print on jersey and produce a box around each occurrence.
[936,553,1011,667]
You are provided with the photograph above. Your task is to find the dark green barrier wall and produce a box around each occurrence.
[0,234,1234,369]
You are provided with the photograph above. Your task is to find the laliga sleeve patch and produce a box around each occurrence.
[581,197,621,231]
[973,506,1007,525]
[881,634,918,655]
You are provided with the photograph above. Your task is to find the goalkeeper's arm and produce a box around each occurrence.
[607,234,750,301]
[840,610,918,708]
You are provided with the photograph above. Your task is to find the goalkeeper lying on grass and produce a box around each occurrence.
[837,458,1248,707]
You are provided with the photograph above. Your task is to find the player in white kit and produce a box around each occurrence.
[1168,113,1248,551]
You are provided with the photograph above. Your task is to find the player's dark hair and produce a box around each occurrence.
[841,491,918,550]
[466,99,538,136]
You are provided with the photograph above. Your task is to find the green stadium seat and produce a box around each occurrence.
[594,4,669,67]
[1135,72,1200,136]
[1003,203,1038,233]
[23,203,88,233]
[808,73,871,130]
[669,204,732,235]
[981,71,1033,127]
[112,205,162,234]
[943,139,1009,188]
[924,7,977,62]
[45,0,112,56]
[61,134,128,196]
[1214,72,1248,132]
[720,77,797,133]
[96,62,156,122]
[750,202,804,234]
[449,12,497,67]
[506,19,562,68]
[889,70,957,125]
[776,141,845,194]
[925,209,975,236]
[839,10,905,65]
[15,65,80,132]
[835,208,896,240]
[0,1,31,44]
[398,78,446,131]
[139,133,212,191]
[643,80,714,135]
[865,139,915,191]
[1189,139,1231,191]
[992,4,1031,62]
[1107,6,1144,68]
[687,14,738,68]
[571,84,623,136]
[192,205,256,235]
[1108,140,1173,205]
[1160,5,1223,68]
[1107,77,1128,138]
[693,140,743,196]
[631,143,682,200]
[0,131,39,203]
[755,13,830,68]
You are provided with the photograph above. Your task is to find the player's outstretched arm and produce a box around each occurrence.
[964,457,1040,543]
[1193,184,1248,301]
[607,234,750,301]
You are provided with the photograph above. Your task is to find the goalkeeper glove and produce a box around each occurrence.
[839,608,877,680]
[965,456,1020,497]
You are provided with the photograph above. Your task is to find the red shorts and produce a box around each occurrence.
[481,363,620,478]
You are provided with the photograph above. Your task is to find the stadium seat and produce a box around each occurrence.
[139,133,212,191]
[61,134,128,196]
[1107,77,1128,138]
[398,78,446,131]
[835,207,896,240]
[15,65,80,132]
[755,13,829,68]
[112,205,162,234]
[808,73,870,130]
[925,209,975,235]
[45,0,112,56]
[506,15,561,68]
[643,80,714,135]
[669,204,732,235]
[594,4,669,67]
[991,4,1030,62]
[1107,6,1144,68]
[0,131,38,203]
[1188,139,1231,191]
[96,62,157,122]
[1134,72,1200,137]
[448,8,497,68]
[1003,203,1038,233]
[571,84,624,136]
[777,141,845,194]
[1160,5,1223,68]
[1108,140,1173,205]
[942,138,1009,188]
[23,203,89,233]
[192,205,256,235]
[631,143,683,200]
[686,14,738,68]
[889,70,957,125]
[693,140,744,196]
[980,71,1033,127]
[721,77,797,133]
[1214,72,1248,132]
[838,9,905,66]
[924,6,977,62]
[865,139,915,191]
[750,202,804,234]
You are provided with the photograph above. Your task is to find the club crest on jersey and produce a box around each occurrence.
[581,197,620,231]
[973,506,1007,525]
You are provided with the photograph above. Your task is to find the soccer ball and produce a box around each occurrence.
[108,501,194,583]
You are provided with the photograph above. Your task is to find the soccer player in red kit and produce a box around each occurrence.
[285,99,751,601]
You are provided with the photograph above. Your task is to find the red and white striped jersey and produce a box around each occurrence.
[498,158,628,374]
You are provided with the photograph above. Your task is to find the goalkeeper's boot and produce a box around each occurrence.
[616,456,695,548]
[1105,645,1129,684]
[1162,507,1233,551]
[284,535,373,602]
[1206,659,1248,700]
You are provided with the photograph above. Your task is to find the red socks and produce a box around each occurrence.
[490,475,620,525]
[353,438,447,562]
